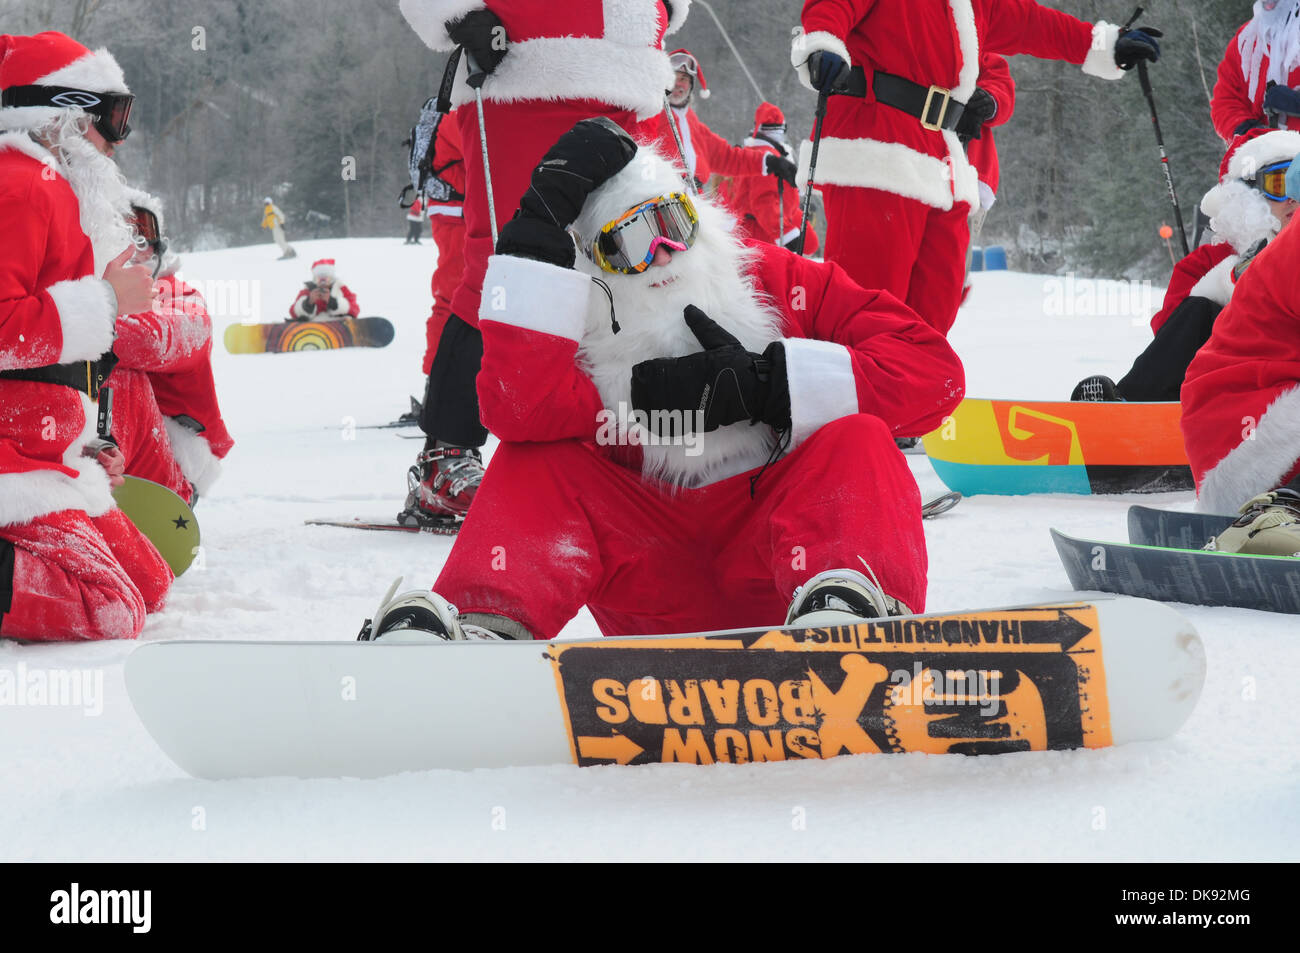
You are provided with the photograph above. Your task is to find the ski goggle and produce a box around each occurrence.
[669,51,701,78]
[0,85,133,142]
[586,193,700,274]
[1250,159,1294,201]
[128,205,165,256]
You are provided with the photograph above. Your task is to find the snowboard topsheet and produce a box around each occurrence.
[923,398,1193,496]
[223,316,394,354]
[125,598,1204,779]
[1127,505,1235,549]
[112,475,200,576]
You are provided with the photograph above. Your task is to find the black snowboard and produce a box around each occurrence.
[1126,506,1235,549]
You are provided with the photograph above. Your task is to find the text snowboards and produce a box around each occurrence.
[547,605,1111,765]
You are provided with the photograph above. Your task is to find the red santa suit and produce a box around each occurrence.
[433,153,964,641]
[965,53,1015,214]
[792,0,1130,336]
[289,258,359,320]
[1211,3,1300,141]
[1182,213,1300,513]
[424,111,467,374]
[0,32,172,642]
[717,102,819,254]
[636,104,770,190]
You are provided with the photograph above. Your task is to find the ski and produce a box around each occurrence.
[305,516,460,536]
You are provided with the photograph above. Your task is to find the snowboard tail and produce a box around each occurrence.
[112,476,200,576]
[1127,505,1235,549]
[223,317,394,354]
[125,598,1203,778]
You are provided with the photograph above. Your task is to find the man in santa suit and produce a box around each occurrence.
[357,119,964,644]
[1181,193,1300,531]
[422,110,466,376]
[717,101,819,255]
[111,189,234,502]
[638,49,798,196]
[1212,0,1300,140]
[1075,128,1300,404]
[0,31,172,642]
[288,258,360,321]
[789,0,1162,337]
[396,0,689,530]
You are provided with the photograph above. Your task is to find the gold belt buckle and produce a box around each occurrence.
[920,85,951,132]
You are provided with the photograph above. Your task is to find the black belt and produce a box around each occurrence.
[0,354,117,401]
[841,66,967,133]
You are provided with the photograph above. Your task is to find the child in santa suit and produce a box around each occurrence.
[789,0,1162,336]
[288,258,359,321]
[1074,128,1300,403]
[358,119,964,644]
[422,110,466,376]
[395,0,688,527]
[0,31,172,642]
[718,102,818,254]
[1212,0,1300,140]
[111,190,233,501]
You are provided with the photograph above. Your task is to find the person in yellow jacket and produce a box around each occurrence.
[260,197,296,259]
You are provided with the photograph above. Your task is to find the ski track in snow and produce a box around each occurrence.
[2,241,1297,861]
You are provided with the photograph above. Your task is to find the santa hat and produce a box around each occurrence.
[1201,128,1300,252]
[669,49,709,99]
[0,31,129,131]
[751,101,785,135]
[311,258,337,280]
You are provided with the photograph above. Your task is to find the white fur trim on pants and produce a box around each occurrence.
[796,136,979,211]
[782,337,859,449]
[790,30,851,93]
[164,417,223,497]
[1197,384,1300,513]
[0,393,114,526]
[478,255,594,342]
[1188,256,1239,308]
[1082,22,1125,81]
[46,276,117,363]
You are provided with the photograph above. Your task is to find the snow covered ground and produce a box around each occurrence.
[2,238,1296,861]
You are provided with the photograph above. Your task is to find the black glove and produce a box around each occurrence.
[496,116,638,267]
[327,296,339,311]
[956,86,997,143]
[630,306,790,434]
[447,9,507,76]
[807,50,849,94]
[1114,26,1161,71]
[784,233,805,255]
[1235,118,1269,136]
[300,298,319,315]
[764,152,797,188]
[1264,83,1300,117]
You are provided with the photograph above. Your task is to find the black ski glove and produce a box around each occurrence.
[496,116,638,268]
[1114,26,1161,71]
[630,306,791,435]
[956,86,997,143]
[327,296,339,311]
[1264,83,1300,117]
[807,50,849,94]
[446,10,507,75]
[1235,118,1269,136]
[764,152,798,188]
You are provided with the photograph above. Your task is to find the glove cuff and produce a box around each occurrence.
[496,215,577,269]
[759,340,792,430]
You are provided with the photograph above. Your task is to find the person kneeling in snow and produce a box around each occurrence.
[358,118,964,643]
[288,258,359,321]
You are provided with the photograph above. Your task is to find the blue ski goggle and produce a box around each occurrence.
[1250,159,1294,201]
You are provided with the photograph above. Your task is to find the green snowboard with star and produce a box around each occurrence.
[112,476,201,577]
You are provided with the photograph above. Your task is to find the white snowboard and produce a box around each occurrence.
[125,598,1205,779]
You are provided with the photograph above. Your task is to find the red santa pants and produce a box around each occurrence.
[435,414,927,640]
[822,184,970,337]
[424,213,466,375]
[0,508,172,642]
[111,368,192,502]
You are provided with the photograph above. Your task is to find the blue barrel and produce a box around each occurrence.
[969,247,984,272]
[983,245,1007,271]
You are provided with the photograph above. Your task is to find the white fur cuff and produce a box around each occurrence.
[47,276,117,363]
[1189,256,1239,308]
[783,337,859,448]
[479,255,593,343]
[165,417,223,497]
[791,30,851,93]
[1082,22,1125,81]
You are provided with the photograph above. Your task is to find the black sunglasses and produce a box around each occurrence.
[1,84,134,142]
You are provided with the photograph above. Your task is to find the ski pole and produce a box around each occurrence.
[694,0,766,105]
[799,90,828,254]
[663,96,699,195]
[465,54,499,245]
[778,177,785,246]
[1137,60,1190,258]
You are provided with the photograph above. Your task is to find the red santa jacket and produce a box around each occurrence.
[0,133,118,526]
[426,114,465,219]
[290,283,360,320]
[1150,242,1237,335]
[792,0,1123,211]
[474,243,964,458]
[636,107,770,188]
[965,52,1016,203]
[1181,218,1300,513]
[399,0,686,326]
[1211,23,1300,141]
[717,138,820,255]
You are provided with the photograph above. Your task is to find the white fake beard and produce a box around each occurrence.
[574,199,786,489]
[40,114,134,275]
[1210,180,1284,252]
[1241,0,1300,99]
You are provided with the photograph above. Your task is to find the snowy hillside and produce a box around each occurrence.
[1,238,1296,861]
